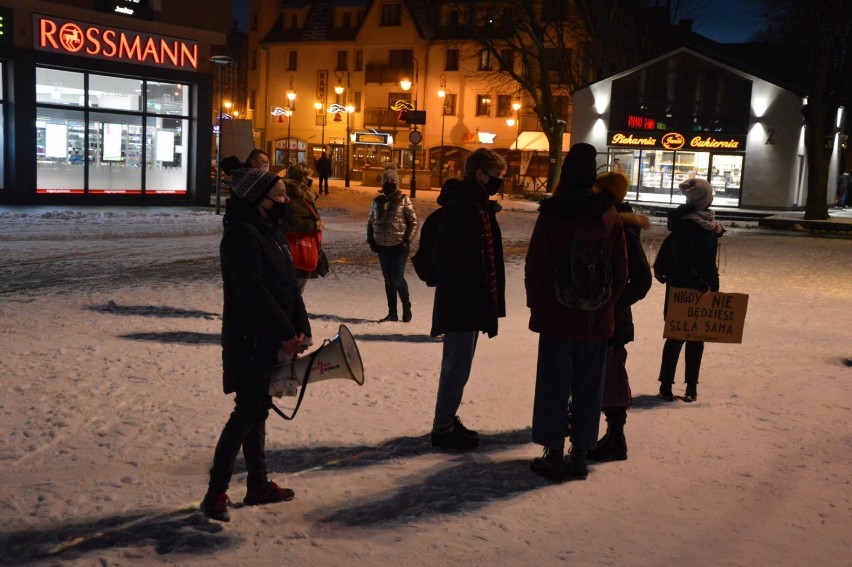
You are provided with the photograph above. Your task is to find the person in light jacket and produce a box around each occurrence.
[367,163,419,322]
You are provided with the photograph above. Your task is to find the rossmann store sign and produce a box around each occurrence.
[33,15,198,71]
[608,131,746,152]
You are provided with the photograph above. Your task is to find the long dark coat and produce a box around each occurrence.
[220,197,311,393]
[666,204,721,293]
[525,191,628,341]
[430,178,506,338]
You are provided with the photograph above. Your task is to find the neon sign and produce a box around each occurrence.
[34,15,198,71]
[609,131,744,151]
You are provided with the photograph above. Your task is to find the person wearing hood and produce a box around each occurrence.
[525,143,628,481]
[367,164,419,322]
[283,163,326,293]
[587,172,652,463]
[657,178,725,403]
[201,167,312,522]
[429,148,507,451]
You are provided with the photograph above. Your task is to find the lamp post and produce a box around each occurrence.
[335,70,352,187]
[210,55,234,215]
[286,76,296,166]
[400,55,419,198]
[437,73,447,187]
[511,98,522,151]
[314,100,326,149]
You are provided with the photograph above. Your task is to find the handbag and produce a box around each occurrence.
[285,199,323,272]
[286,230,321,272]
[601,346,632,409]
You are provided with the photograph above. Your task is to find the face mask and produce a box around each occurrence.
[485,175,503,196]
[265,201,288,222]
[382,182,397,194]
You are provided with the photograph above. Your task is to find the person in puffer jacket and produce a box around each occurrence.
[366,163,419,322]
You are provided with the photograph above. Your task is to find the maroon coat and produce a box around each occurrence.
[525,192,627,341]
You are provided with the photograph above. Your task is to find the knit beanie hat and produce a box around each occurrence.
[679,178,714,210]
[382,163,400,185]
[594,172,629,204]
[558,143,598,194]
[229,168,281,204]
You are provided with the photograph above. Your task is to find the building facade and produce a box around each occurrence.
[572,47,847,209]
[0,0,229,205]
[245,0,565,189]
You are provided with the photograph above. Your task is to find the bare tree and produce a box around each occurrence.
[458,0,678,190]
[760,0,852,219]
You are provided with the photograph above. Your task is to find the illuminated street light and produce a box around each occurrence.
[399,55,420,198]
[438,73,447,187]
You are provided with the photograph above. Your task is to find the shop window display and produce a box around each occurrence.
[35,67,190,196]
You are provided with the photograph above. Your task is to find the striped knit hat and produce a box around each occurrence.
[230,168,281,204]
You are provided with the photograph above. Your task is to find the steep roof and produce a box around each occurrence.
[262,0,371,43]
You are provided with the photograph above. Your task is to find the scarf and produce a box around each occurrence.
[477,201,498,310]
[684,208,721,232]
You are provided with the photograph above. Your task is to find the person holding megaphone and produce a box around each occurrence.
[200,167,312,523]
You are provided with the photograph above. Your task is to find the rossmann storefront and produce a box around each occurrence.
[0,4,219,205]
[571,47,845,209]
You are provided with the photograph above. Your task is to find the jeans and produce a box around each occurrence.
[208,376,271,494]
[377,244,410,315]
[658,339,705,385]
[531,335,607,451]
[433,331,479,431]
[318,176,329,194]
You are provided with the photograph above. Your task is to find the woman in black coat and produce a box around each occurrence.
[658,178,724,403]
[201,168,312,522]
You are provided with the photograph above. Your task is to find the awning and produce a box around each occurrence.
[510,131,571,151]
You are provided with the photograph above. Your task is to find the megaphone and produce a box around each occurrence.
[269,324,365,399]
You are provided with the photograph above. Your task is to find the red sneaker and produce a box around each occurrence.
[200,492,231,522]
[243,480,295,506]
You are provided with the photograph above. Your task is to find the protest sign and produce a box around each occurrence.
[664,287,749,343]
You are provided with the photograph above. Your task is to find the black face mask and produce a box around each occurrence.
[485,175,503,196]
[382,182,397,194]
[265,201,288,223]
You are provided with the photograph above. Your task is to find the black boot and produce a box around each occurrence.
[402,301,412,323]
[684,383,698,403]
[658,382,674,401]
[587,427,627,462]
[530,447,565,482]
[564,447,588,480]
[378,313,398,322]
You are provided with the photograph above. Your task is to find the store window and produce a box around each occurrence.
[35,67,191,196]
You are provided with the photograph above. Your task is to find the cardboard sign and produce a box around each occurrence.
[664,287,749,343]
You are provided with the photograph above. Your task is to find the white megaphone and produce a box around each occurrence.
[269,324,365,399]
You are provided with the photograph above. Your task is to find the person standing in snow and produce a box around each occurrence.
[429,148,507,451]
[366,163,419,322]
[586,172,652,463]
[657,178,724,403]
[282,163,326,294]
[200,167,311,522]
[314,151,332,196]
[525,143,628,481]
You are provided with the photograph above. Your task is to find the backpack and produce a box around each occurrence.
[552,236,613,310]
[652,232,673,284]
[411,207,442,286]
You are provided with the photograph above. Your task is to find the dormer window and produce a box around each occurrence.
[381,4,401,26]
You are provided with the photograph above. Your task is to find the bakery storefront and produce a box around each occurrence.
[0,7,217,205]
[572,47,816,209]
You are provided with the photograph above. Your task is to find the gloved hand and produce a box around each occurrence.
[367,238,379,253]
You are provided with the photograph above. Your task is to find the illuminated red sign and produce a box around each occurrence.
[609,131,745,151]
[34,15,198,71]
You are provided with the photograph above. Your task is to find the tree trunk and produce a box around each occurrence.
[545,125,566,192]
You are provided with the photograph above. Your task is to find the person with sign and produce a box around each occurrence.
[657,178,725,403]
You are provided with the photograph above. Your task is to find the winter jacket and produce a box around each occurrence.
[367,188,419,247]
[612,202,652,345]
[431,178,506,338]
[665,204,721,293]
[525,191,628,341]
[220,197,311,393]
[315,156,332,177]
[283,178,323,278]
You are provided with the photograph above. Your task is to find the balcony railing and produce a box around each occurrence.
[365,63,407,85]
[363,107,404,129]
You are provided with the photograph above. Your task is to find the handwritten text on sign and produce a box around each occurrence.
[664,287,749,343]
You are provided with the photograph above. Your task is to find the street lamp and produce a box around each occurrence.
[286,76,296,166]
[437,73,447,187]
[400,55,419,198]
[314,100,326,149]
[511,98,522,151]
[335,70,352,188]
[210,54,234,215]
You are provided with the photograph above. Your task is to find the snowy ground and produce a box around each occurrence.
[0,184,850,566]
